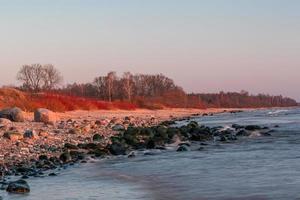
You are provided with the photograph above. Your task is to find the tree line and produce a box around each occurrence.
[188,92,297,108]
[16,64,298,108]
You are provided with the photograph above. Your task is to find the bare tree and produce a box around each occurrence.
[17,64,45,91]
[93,76,106,98]
[43,64,63,90]
[17,64,63,92]
[121,72,134,102]
[106,71,117,102]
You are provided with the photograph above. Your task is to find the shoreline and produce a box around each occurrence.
[0,109,232,163]
[1,108,233,165]
[0,107,281,194]
[28,108,249,121]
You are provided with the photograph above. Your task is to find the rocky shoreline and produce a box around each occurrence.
[0,107,271,195]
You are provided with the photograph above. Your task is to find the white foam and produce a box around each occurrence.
[268,109,289,115]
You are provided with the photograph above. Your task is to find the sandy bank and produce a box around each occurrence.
[22,108,245,122]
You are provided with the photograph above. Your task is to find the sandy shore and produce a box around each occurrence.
[23,108,240,122]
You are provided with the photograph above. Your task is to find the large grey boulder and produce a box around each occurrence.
[34,108,57,124]
[0,107,24,122]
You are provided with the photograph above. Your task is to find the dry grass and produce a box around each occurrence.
[0,88,137,112]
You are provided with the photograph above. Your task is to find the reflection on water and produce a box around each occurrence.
[2,108,300,200]
[1,161,154,200]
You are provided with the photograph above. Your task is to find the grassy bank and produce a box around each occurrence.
[0,88,137,112]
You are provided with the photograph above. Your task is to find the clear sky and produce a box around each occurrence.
[0,0,299,100]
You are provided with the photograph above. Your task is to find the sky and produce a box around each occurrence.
[0,0,299,100]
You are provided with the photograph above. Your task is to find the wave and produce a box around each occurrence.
[267,109,289,115]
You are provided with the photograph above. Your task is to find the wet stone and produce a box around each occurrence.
[6,179,30,194]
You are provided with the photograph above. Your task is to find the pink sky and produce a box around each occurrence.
[0,0,299,100]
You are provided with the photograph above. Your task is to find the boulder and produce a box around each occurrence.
[177,145,189,152]
[166,127,181,140]
[68,128,81,135]
[189,126,212,141]
[112,124,125,131]
[38,155,48,161]
[92,134,103,142]
[261,131,272,136]
[159,120,176,126]
[219,135,227,142]
[124,116,134,121]
[15,167,32,174]
[64,143,79,150]
[80,125,91,134]
[59,152,71,163]
[48,173,57,176]
[232,124,245,130]
[108,142,127,155]
[128,151,136,158]
[217,129,237,141]
[3,131,23,141]
[69,150,85,160]
[146,139,156,149]
[236,130,250,137]
[34,108,57,124]
[23,130,36,139]
[89,148,109,157]
[49,157,61,165]
[38,131,49,137]
[154,126,168,139]
[0,107,24,122]
[77,143,99,150]
[0,118,12,126]
[95,119,109,126]
[187,121,199,129]
[6,179,30,194]
[123,127,140,145]
[245,125,262,131]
